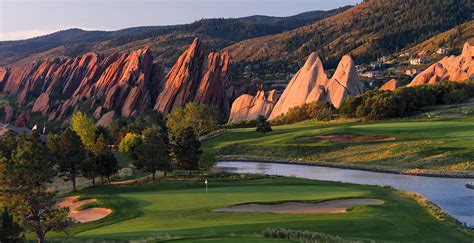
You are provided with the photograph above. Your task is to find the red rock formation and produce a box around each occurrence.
[0,38,231,124]
[268,53,328,120]
[269,53,362,120]
[154,37,230,116]
[15,111,31,127]
[1,48,163,122]
[229,90,278,123]
[408,42,474,86]
[3,105,14,123]
[326,55,362,108]
[96,111,115,128]
[379,79,400,91]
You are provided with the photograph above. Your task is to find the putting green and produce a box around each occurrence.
[52,176,473,242]
[204,117,474,174]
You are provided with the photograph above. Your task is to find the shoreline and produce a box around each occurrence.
[218,155,474,179]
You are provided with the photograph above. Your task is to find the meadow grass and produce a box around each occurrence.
[47,176,474,242]
[203,117,474,174]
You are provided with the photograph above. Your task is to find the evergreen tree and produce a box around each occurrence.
[94,133,108,155]
[134,127,172,179]
[80,151,99,186]
[198,152,217,173]
[0,207,23,242]
[48,129,86,191]
[0,132,71,243]
[256,115,272,135]
[0,131,17,160]
[171,127,202,176]
[96,151,119,184]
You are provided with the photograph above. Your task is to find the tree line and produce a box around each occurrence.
[339,81,474,119]
[0,103,220,242]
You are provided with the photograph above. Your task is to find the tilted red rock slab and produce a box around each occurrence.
[408,42,474,87]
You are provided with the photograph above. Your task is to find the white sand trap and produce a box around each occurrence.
[214,198,384,214]
[57,196,112,223]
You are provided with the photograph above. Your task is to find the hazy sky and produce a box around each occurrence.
[0,0,360,41]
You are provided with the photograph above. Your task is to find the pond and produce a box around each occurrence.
[216,161,474,227]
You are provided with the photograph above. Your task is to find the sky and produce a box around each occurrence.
[0,0,360,41]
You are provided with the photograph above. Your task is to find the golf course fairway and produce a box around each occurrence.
[52,176,473,242]
[204,117,474,175]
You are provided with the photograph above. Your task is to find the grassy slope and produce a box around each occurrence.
[203,118,474,174]
[50,177,473,242]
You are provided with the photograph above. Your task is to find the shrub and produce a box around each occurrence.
[272,101,334,125]
[222,119,257,129]
[262,227,361,243]
[256,115,272,134]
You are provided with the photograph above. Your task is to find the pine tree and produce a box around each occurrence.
[134,127,172,179]
[256,115,272,135]
[80,151,99,186]
[48,129,86,191]
[171,127,202,176]
[0,207,23,242]
[0,132,71,243]
[96,151,119,184]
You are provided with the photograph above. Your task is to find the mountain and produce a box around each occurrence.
[0,7,350,66]
[0,38,230,126]
[225,0,472,70]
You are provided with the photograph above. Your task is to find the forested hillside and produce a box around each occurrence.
[227,0,472,70]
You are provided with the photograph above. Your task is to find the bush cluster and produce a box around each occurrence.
[223,119,258,129]
[339,81,474,120]
[272,101,334,125]
[262,227,361,243]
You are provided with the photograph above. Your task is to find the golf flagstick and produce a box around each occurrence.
[205,179,208,193]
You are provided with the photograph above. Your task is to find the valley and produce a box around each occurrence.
[0,0,474,242]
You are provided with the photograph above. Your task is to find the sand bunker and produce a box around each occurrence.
[296,135,395,143]
[214,198,384,214]
[57,196,112,223]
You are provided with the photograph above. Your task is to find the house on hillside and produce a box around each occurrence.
[417,50,431,58]
[410,58,428,66]
[377,56,389,63]
[436,47,450,55]
[356,65,367,73]
[399,52,411,58]
[360,71,384,79]
[369,62,385,70]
